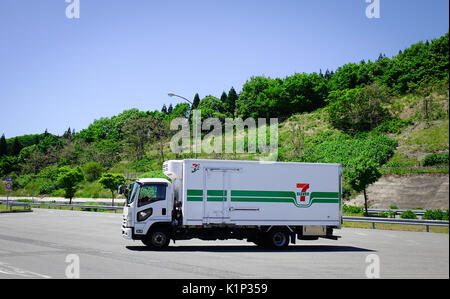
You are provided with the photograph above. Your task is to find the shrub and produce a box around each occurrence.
[422,209,444,220]
[389,205,399,210]
[342,204,364,214]
[378,211,389,218]
[422,152,449,166]
[443,210,449,221]
[372,118,414,135]
[400,210,417,219]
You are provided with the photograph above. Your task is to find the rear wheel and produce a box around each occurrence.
[266,229,290,249]
[142,229,170,250]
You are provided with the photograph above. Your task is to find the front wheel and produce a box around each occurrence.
[142,229,170,250]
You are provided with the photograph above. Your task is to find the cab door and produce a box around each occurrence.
[134,183,169,233]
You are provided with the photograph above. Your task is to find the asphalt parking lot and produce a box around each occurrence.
[0,209,448,279]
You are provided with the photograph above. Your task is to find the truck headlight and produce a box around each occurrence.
[137,208,153,222]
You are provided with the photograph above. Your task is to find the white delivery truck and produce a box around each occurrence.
[121,159,342,249]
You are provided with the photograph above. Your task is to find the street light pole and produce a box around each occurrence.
[168,93,198,159]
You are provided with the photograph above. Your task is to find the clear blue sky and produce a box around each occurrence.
[0,0,448,138]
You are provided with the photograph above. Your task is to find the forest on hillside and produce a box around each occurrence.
[0,32,448,200]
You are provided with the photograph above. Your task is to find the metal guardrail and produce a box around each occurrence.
[366,208,428,216]
[2,200,448,232]
[343,216,449,232]
[0,200,123,213]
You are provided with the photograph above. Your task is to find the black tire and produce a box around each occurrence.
[266,229,290,249]
[142,229,170,250]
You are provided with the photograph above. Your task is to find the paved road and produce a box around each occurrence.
[0,196,125,204]
[0,209,448,279]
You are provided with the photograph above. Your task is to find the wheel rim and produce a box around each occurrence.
[152,232,167,247]
[272,232,287,247]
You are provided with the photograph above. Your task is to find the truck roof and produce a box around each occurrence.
[136,178,170,184]
[177,159,342,167]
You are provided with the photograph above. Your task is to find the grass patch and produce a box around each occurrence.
[0,203,32,212]
[343,221,449,233]
[405,120,449,152]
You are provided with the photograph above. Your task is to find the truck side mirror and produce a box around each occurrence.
[118,185,123,195]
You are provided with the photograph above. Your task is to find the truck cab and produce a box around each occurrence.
[121,178,174,244]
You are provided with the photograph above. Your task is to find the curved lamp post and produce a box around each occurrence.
[168,93,198,159]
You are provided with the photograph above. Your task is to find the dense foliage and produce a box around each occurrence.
[0,32,448,201]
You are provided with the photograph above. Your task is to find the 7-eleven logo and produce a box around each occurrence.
[191,163,200,173]
[296,183,310,202]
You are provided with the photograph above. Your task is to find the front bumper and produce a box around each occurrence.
[122,227,133,240]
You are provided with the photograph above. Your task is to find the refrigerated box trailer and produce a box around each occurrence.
[121,159,342,249]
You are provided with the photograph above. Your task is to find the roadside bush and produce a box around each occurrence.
[378,210,396,218]
[443,210,449,221]
[422,152,449,166]
[422,209,444,220]
[400,210,418,219]
[342,204,364,215]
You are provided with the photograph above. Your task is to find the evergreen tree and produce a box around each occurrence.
[12,137,22,156]
[167,104,173,114]
[161,104,168,114]
[226,87,238,116]
[0,134,7,157]
[192,93,200,109]
[64,127,72,139]
[220,91,227,104]
[34,135,40,145]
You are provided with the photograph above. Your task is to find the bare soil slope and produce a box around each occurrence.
[347,173,449,210]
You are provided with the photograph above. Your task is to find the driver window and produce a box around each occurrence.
[138,184,166,207]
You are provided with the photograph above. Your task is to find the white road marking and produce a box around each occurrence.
[355,232,368,236]
[0,261,51,278]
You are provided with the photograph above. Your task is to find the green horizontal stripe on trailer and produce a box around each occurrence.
[187,189,203,196]
[187,196,203,201]
[187,197,226,202]
[230,190,339,199]
[207,190,227,196]
[187,189,339,207]
[206,197,226,202]
[231,190,295,198]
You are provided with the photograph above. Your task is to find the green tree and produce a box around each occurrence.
[57,166,84,204]
[192,93,201,109]
[0,134,7,157]
[99,173,126,206]
[83,161,103,182]
[197,95,226,119]
[169,103,190,119]
[326,82,391,134]
[225,87,238,116]
[122,116,153,160]
[149,118,169,162]
[346,157,382,216]
[220,91,228,107]
[12,137,22,156]
[161,104,168,114]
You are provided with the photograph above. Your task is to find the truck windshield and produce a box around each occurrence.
[138,183,167,207]
[127,183,139,205]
